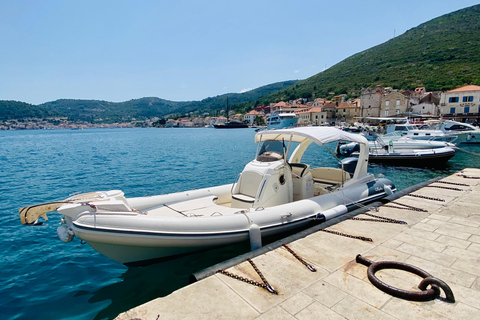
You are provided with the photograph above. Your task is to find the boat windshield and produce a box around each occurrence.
[256,140,286,162]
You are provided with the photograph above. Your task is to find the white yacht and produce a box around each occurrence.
[267,111,298,129]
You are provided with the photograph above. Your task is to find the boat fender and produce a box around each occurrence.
[57,225,74,243]
[249,223,262,251]
[384,185,394,196]
[315,205,348,222]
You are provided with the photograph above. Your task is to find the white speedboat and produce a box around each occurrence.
[19,127,395,266]
[267,111,298,129]
[385,122,466,144]
[439,120,480,144]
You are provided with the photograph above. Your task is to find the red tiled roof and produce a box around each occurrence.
[447,85,480,92]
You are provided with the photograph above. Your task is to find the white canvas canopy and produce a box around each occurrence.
[255,126,370,181]
[255,126,369,145]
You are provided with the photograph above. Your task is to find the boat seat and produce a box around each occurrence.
[231,171,264,208]
[310,167,351,184]
[311,168,350,195]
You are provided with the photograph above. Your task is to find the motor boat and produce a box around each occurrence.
[430,120,480,144]
[267,111,298,129]
[339,135,456,167]
[19,127,395,266]
[385,121,466,144]
[338,133,456,157]
[213,121,249,129]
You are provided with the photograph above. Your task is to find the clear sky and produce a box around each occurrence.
[1,0,479,105]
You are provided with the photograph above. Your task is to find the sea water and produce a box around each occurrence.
[1,128,479,320]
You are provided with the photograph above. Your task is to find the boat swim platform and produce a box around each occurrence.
[116,168,480,320]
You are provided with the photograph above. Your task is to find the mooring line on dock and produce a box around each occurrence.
[407,193,445,202]
[217,259,278,295]
[348,212,407,224]
[320,229,373,242]
[426,185,463,191]
[383,201,428,212]
[457,173,480,179]
[282,244,316,272]
[435,180,470,187]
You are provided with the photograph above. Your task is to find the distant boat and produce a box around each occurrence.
[267,111,297,129]
[214,97,249,129]
[339,136,456,167]
[213,121,248,129]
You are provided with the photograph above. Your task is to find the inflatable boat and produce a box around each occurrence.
[20,127,395,266]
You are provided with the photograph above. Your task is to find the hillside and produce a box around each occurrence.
[0,80,297,122]
[260,4,480,104]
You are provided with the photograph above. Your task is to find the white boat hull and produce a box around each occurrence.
[20,127,395,266]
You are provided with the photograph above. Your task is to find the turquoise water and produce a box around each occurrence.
[1,128,479,320]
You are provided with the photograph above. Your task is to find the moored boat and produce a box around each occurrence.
[213,121,249,129]
[267,111,298,129]
[19,127,395,266]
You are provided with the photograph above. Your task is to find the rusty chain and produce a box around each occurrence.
[383,201,428,212]
[435,180,470,187]
[320,229,373,242]
[217,259,278,294]
[427,185,462,191]
[407,193,445,202]
[457,174,480,179]
[282,244,316,272]
[349,212,407,224]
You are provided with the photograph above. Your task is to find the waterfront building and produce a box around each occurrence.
[440,85,480,123]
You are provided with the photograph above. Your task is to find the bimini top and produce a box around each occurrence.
[255,126,368,145]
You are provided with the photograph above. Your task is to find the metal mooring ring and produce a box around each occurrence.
[356,254,455,303]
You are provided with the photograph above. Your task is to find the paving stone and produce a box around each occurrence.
[449,216,480,228]
[381,296,453,320]
[467,242,480,253]
[331,295,396,320]
[396,242,457,267]
[303,280,348,308]
[255,305,296,320]
[412,222,438,232]
[401,227,440,241]
[324,270,391,309]
[381,238,404,250]
[393,232,446,253]
[116,276,260,320]
[446,282,480,311]
[435,234,471,249]
[468,234,480,243]
[280,292,314,315]
[473,277,480,291]
[428,213,452,222]
[451,256,480,276]
[295,301,345,320]
[434,224,473,240]
[404,255,476,288]
[442,245,480,260]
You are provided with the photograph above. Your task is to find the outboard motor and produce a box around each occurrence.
[341,157,358,176]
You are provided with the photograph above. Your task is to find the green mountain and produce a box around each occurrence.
[0,80,297,122]
[260,4,480,104]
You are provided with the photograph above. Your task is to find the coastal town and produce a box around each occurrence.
[1,84,479,130]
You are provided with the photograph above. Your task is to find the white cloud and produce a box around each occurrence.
[294,70,300,73]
